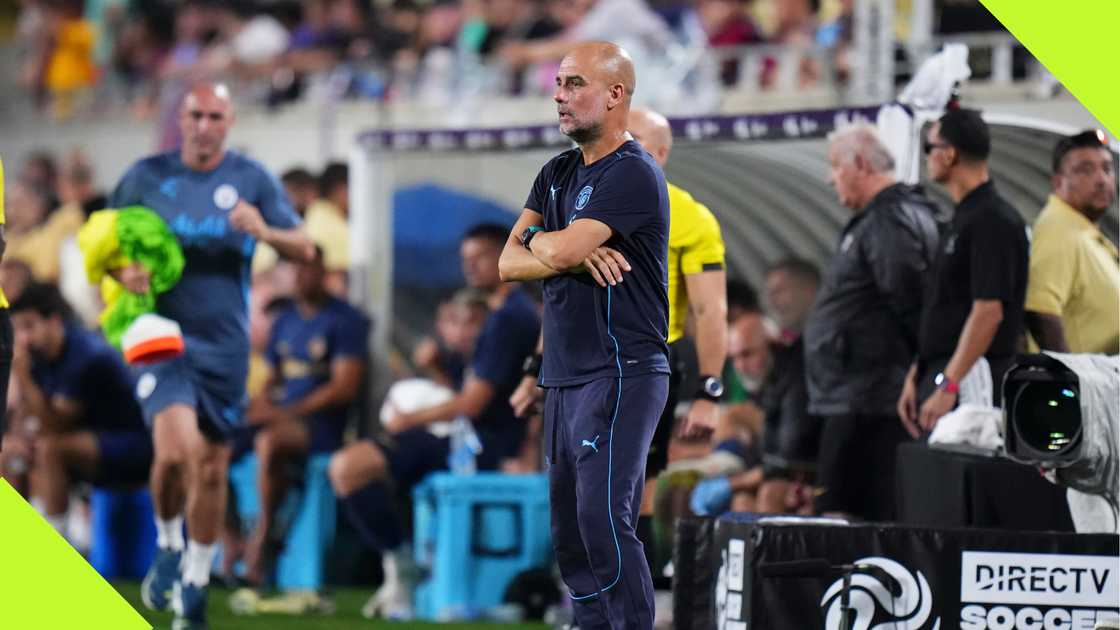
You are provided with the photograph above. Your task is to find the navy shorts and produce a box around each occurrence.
[133,354,247,442]
[370,429,451,491]
[94,430,154,486]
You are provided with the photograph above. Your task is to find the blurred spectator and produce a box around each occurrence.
[17,0,53,107]
[411,289,490,389]
[0,260,35,308]
[86,0,129,70]
[5,177,85,283]
[307,161,351,294]
[814,0,853,83]
[807,124,939,522]
[763,0,820,89]
[696,0,763,85]
[498,0,671,93]
[327,223,539,620]
[1025,130,1119,354]
[154,0,212,149]
[763,255,818,344]
[8,283,151,539]
[43,0,98,119]
[209,1,291,73]
[280,167,318,217]
[19,150,59,200]
[900,108,1029,436]
[241,247,369,584]
[57,150,109,326]
[57,149,107,217]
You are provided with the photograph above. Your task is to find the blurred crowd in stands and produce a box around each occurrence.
[10,0,1012,120]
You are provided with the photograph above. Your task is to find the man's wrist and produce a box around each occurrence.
[695,375,724,402]
[522,353,543,378]
[934,371,960,395]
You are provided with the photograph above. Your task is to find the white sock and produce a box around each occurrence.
[156,516,185,552]
[45,513,67,536]
[382,545,415,586]
[181,540,217,587]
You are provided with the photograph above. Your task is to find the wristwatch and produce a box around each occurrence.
[696,375,724,403]
[521,226,544,250]
[934,372,960,395]
[521,353,543,378]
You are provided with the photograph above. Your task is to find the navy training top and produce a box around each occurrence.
[524,140,670,387]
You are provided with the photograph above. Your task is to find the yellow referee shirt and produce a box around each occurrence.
[666,182,726,344]
[0,156,8,309]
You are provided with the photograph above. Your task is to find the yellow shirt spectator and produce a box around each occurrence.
[1025,194,1120,354]
[666,182,726,344]
[251,199,348,275]
[6,203,86,283]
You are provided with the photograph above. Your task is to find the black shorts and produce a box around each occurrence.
[814,413,909,521]
[647,340,691,477]
[94,431,153,486]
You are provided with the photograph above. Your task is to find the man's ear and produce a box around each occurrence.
[607,83,625,109]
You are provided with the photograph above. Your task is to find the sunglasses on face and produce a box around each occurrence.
[923,141,950,155]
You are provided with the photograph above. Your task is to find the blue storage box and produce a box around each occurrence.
[228,452,337,589]
[90,486,156,580]
[412,472,552,620]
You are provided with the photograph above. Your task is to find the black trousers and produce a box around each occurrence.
[814,413,911,522]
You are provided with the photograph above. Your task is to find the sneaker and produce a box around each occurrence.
[171,581,209,630]
[140,548,181,611]
[360,580,414,620]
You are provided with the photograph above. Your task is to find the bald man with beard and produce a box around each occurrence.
[109,82,314,630]
[499,42,670,629]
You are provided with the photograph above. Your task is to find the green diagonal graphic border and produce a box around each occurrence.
[981,0,1119,137]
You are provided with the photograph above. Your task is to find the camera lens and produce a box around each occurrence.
[1013,382,1081,455]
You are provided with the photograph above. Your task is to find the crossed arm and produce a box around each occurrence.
[498,208,630,287]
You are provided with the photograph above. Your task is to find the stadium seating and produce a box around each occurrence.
[228,453,337,590]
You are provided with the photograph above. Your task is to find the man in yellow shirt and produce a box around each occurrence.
[0,156,12,446]
[1025,130,1119,354]
[627,107,728,583]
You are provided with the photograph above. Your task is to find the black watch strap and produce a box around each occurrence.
[522,353,543,378]
[521,226,544,249]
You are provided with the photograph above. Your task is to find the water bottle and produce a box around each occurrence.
[447,416,481,475]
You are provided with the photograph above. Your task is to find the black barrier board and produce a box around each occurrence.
[702,517,1119,629]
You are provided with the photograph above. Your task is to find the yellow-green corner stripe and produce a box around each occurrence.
[0,480,151,629]
[980,0,1120,137]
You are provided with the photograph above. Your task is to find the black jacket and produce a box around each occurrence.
[804,183,941,417]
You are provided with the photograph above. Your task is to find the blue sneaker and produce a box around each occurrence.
[171,581,209,630]
[140,548,181,611]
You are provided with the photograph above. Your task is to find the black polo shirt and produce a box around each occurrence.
[918,180,1029,361]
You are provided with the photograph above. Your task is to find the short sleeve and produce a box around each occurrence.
[470,312,521,388]
[265,316,285,367]
[330,307,371,359]
[109,163,145,208]
[524,162,550,212]
[678,202,726,275]
[970,213,1026,302]
[1024,226,1076,316]
[578,158,663,240]
[256,167,300,230]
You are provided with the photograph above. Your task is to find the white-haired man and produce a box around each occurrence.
[804,124,940,521]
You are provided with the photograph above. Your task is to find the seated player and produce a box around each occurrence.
[410,288,491,390]
[8,283,152,537]
[241,248,370,584]
[327,224,540,620]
